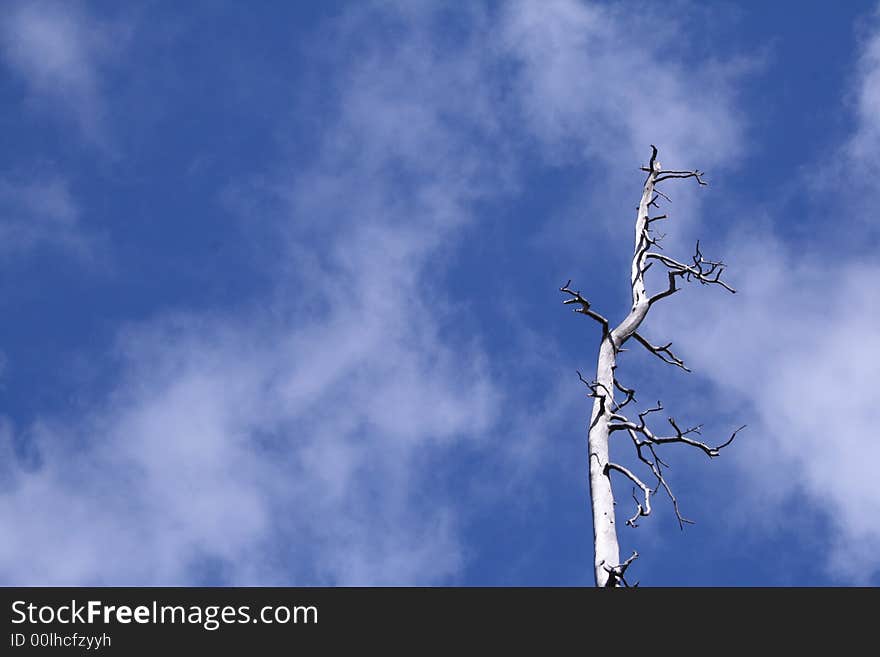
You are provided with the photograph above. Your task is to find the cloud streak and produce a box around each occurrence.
[0,1,755,584]
[653,233,880,583]
[643,19,880,580]
[0,1,123,146]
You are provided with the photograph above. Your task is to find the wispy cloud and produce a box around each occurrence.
[846,5,880,165]
[0,301,496,584]
[497,0,754,257]
[583,13,880,585]
[642,10,880,584]
[0,1,123,146]
[653,233,880,583]
[499,0,749,170]
[0,2,507,585]
[0,1,754,584]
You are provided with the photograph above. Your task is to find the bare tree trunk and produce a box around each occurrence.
[587,335,619,586]
[562,146,743,587]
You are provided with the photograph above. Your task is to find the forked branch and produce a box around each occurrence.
[606,462,652,527]
[609,403,743,457]
[631,333,691,371]
[560,281,610,331]
[602,551,639,588]
[560,145,742,585]
[607,401,745,528]
[646,240,736,302]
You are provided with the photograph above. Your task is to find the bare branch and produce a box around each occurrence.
[649,444,670,469]
[653,188,672,204]
[655,170,708,185]
[578,371,611,430]
[631,332,691,372]
[645,240,736,295]
[653,462,694,530]
[647,269,681,305]
[562,145,742,585]
[642,227,665,250]
[609,400,662,433]
[639,145,661,175]
[716,425,747,451]
[610,406,744,459]
[607,461,652,528]
[623,429,694,530]
[603,550,639,588]
[613,378,636,411]
[608,463,653,527]
[654,418,746,458]
[560,281,610,330]
[606,402,745,526]
[639,400,664,421]
[648,144,659,171]
[646,252,691,270]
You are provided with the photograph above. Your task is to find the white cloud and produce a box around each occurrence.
[583,6,880,584]
[0,291,497,585]
[643,9,880,583]
[496,0,753,258]
[847,6,880,165]
[0,1,121,145]
[0,2,506,585]
[0,1,754,584]
[499,0,748,171]
[652,234,880,583]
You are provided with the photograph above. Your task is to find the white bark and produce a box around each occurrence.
[561,146,740,587]
[586,154,655,586]
[588,335,619,586]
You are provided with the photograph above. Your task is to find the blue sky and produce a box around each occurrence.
[1,0,879,586]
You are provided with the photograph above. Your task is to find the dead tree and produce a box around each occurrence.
[560,146,744,587]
